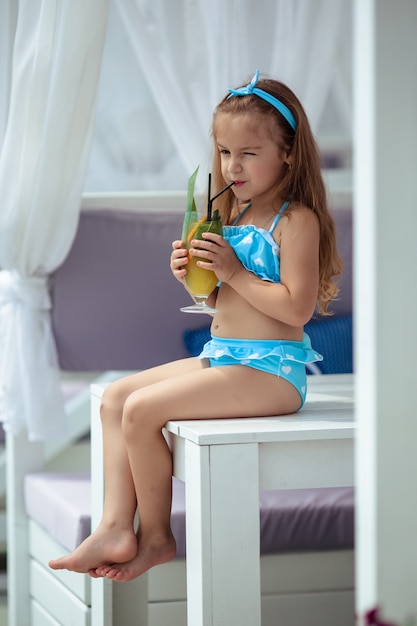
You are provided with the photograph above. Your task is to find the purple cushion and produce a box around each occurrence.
[174,481,354,557]
[51,209,203,372]
[25,473,354,557]
[259,486,354,554]
[25,472,91,552]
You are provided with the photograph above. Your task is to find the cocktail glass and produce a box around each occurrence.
[180,211,223,314]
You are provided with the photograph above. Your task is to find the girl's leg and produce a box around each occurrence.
[97,364,300,582]
[48,357,206,574]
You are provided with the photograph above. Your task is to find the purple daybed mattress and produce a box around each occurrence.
[25,472,354,558]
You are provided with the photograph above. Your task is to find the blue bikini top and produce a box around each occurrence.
[222,200,290,283]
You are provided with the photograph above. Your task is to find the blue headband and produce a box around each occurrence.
[227,69,296,132]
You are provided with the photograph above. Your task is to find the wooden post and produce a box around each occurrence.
[354,0,417,621]
[6,430,44,626]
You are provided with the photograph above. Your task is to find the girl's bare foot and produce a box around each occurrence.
[94,532,177,582]
[48,525,137,574]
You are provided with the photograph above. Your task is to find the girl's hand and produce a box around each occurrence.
[170,240,188,283]
[189,232,243,283]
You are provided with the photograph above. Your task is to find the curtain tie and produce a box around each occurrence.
[0,270,51,311]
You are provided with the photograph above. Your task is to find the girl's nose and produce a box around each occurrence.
[228,156,242,174]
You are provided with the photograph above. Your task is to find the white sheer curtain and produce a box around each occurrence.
[85,0,351,193]
[0,0,109,439]
[0,2,17,146]
[84,0,187,192]
[271,1,351,130]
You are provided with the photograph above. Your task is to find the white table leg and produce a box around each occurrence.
[90,388,113,626]
[184,440,212,625]
[185,440,261,626]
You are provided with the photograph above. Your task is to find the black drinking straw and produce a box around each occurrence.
[206,177,235,220]
[207,173,212,220]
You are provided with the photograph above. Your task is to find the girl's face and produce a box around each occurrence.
[214,112,290,206]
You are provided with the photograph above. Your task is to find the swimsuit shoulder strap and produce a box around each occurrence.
[269,200,290,233]
[232,202,251,225]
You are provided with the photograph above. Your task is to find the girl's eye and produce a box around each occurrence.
[219,149,230,155]
[244,152,256,156]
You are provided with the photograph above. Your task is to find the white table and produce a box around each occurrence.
[164,374,355,626]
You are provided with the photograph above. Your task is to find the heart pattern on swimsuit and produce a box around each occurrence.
[282,365,292,375]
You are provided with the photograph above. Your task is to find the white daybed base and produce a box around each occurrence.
[28,518,354,626]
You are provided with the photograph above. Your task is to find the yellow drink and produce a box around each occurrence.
[185,255,218,296]
[184,214,222,298]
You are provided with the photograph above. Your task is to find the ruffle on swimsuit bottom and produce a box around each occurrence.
[199,333,323,366]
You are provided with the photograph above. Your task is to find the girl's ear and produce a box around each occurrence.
[284,147,294,167]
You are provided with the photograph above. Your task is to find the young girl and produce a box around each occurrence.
[49,70,342,581]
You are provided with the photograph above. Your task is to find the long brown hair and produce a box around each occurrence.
[211,74,342,315]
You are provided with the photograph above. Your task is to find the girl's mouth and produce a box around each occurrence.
[233,181,245,187]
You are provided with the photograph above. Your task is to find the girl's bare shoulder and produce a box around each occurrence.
[285,201,318,220]
[278,203,319,240]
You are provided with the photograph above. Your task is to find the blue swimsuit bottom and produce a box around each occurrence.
[199,334,323,409]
